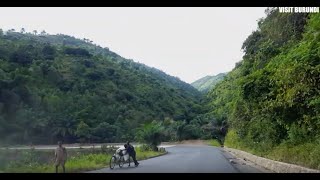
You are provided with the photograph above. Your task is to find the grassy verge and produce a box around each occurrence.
[267,143,320,170]
[135,148,165,160]
[224,129,320,170]
[205,139,221,147]
[1,146,166,173]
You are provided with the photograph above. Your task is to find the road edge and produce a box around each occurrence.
[224,147,320,173]
[141,151,168,160]
[86,151,169,173]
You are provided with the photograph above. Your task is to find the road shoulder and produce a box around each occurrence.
[225,147,320,173]
[220,147,272,173]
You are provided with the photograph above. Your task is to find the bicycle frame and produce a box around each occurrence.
[110,149,131,169]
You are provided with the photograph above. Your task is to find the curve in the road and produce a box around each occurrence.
[89,145,257,173]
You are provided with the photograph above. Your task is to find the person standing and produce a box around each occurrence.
[126,141,139,167]
[54,141,67,173]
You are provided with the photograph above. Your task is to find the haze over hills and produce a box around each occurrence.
[191,73,227,93]
[0,30,207,145]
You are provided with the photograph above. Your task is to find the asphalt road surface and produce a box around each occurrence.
[89,144,271,173]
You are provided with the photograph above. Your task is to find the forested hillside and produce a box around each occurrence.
[206,9,320,169]
[0,30,204,145]
[191,73,226,93]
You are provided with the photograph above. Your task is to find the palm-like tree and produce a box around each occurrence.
[136,121,164,151]
[175,120,186,141]
[40,30,47,35]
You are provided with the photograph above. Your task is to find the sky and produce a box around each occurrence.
[0,7,267,83]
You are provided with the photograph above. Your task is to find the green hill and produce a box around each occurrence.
[191,73,226,93]
[0,30,202,145]
[206,9,320,169]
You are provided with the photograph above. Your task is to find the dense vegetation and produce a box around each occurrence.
[191,73,226,93]
[0,29,208,145]
[206,9,320,169]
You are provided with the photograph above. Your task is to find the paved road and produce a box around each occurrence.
[89,144,271,173]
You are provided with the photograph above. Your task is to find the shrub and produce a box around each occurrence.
[136,121,164,151]
[64,47,91,57]
[287,123,310,145]
[207,139,221,147]
[10,48,33,65]
[139,144,153,152]
[42,45,56,60]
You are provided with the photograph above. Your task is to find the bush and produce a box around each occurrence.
[64,47,91,57]
[201,133,212,140]
[287,123,310,145]
[268,142,320,169]
[42,45,56,60]
[180,124,203,140]
[139,144,153,152]
[136,121,164,151]
[224,129,247,150]
[246,118,280,152]
[86,71,103,81]
[207,139,221,147]
[158,147,166,153]
[10,49,33,65]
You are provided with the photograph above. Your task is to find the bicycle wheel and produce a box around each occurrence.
[110,156,116,169]
[119,156,124,168]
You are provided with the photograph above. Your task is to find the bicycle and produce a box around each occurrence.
[109,149,131,169]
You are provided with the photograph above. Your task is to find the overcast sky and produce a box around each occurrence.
[0,7,267,83]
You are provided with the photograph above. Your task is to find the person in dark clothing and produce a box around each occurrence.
[125,141,139,167]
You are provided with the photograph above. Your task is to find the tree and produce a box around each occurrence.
[40,30,46,36]
[10,47,34,65]
[33,30,37,35]
[64,47,91,57]
[92,122,117,142]
[20,28,25,34]
[175,120,186,141]
[75,121,91,144]
[136,121,164,151]
[42,45,56,60]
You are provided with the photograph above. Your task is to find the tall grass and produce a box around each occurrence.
[135,147,164,160]
[205,139,221,147]
[267,143,320,170]
[3,153,113,173]
[1,147,165,173]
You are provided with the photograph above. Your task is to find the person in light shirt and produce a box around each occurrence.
[54,141,67,173]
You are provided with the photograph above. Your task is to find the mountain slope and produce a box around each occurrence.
[191,73,226,93]
[0,30,202,145]
[206,9,320,169]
